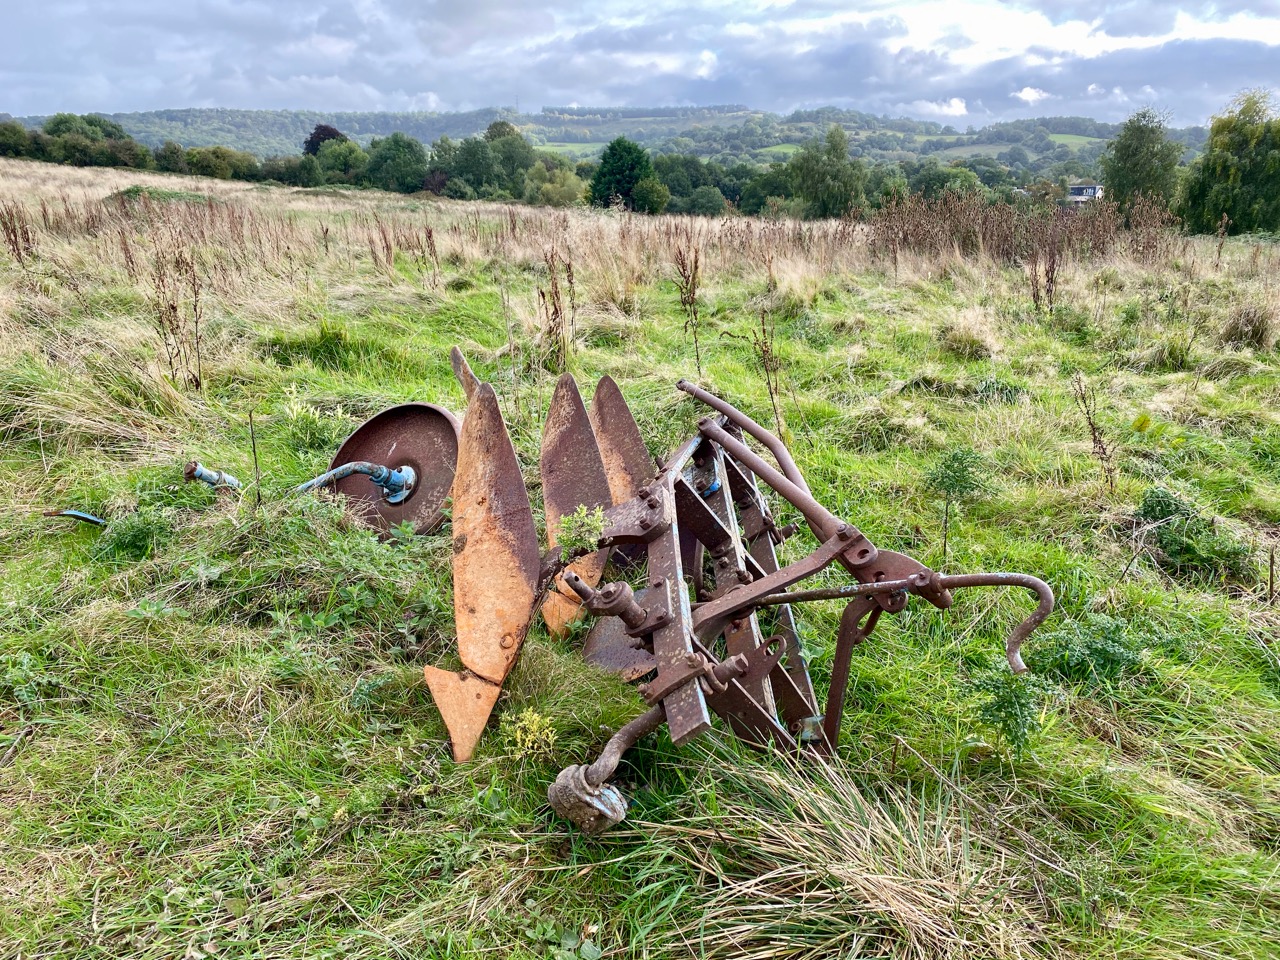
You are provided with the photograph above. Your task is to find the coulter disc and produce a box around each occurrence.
[328,403,459,536]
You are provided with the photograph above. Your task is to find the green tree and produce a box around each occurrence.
[365,133,428,193]
[589,137,654,209]
[43,113,99,140]
[186,146,259,180]
[787,126,867,218]
[489,134,535,193]
[153,140,188,173]
[686,184,727,216]
[453,137,499,192]
[0,121,32,157]
[739,164,795,215]
[83,115,129,141]
[316,138,368,182]
[1179,91,1280,234]
[484,120,520,142]
[630,176,670,214]
[1100,107,1182,214]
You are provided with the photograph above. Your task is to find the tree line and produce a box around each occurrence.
[1,95,1276,234]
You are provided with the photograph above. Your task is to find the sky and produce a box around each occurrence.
[4,0,1279,126]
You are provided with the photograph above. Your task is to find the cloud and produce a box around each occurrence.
[908,98,969,117]
[2,0,1278,126]
[1012,87,1053,104]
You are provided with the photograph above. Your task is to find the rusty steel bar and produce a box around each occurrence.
[677,380,810,493]
[696,419,842,539]
[753,571,1053,675]
[585,705,667,787]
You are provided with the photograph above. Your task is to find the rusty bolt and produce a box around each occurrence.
[837,523,852,541]
[639,516,653,530]
[716,556,731,569]
[637,682,651,697]
[684,652,702,668]
[736,569,753,584]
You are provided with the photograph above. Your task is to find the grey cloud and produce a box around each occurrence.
[2,1,1277,125]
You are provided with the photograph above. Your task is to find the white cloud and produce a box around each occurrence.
[1012,86,1052,104]
[908,97,968,117]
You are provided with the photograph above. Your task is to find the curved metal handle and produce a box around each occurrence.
[936,573,1055,674]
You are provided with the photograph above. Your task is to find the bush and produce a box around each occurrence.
[966,666,1057,756]
[1136,487,1254,583]
[153,140,188,173]
[687,185,727,216]
[0,121,31,157]
[365,132,428,193]
[1027,614,1146,690]
[630,176,670,215]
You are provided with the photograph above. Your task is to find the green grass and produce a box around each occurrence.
[539,142,610,159]
[2,165,1280,958]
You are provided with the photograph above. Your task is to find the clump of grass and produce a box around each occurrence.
[1136,486,1254,583]
[936,307,999,360]
[94,507,175,562]
[1219,299,1277,351]
[638,744,1055,959]
[109,184,218,206]
[558,504,605,563]
[264,318,401,373]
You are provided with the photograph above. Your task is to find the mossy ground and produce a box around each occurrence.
[1,158,1279,959]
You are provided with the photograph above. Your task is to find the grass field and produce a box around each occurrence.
[538,142,612,160]
[2,157,1280,959]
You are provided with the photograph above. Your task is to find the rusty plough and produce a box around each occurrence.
[428,349,1056,834]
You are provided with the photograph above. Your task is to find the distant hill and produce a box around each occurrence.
[12,106,1208,168]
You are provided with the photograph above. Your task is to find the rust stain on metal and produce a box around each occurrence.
[540,373,613,638]
[452,383,539,685]
[422,667,503,762]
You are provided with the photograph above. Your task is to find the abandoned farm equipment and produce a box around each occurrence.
[429,350,1056,835]
[39,344,1054,836]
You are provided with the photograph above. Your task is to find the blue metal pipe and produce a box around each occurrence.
[184,461,243,490]
[44,509,107,527]
[294,461,417,504]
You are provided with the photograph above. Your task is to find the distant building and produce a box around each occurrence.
[1068,183,1105,205]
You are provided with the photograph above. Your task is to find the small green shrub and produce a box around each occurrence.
[1136,487,1254,583]
[1027,614,1146,690]
[1,651,64,712]
[966,665,1057,757]
[95,508,174,562]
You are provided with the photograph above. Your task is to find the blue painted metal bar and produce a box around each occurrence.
[43,509,107,527]
[184,461,243,490]
[294,461,417,504]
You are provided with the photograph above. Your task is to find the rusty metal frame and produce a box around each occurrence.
[551,383,1056,832]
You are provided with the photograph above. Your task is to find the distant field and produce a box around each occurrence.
[757,143,801,157]
[1049,134,1106,147]
[538,141,609,158]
